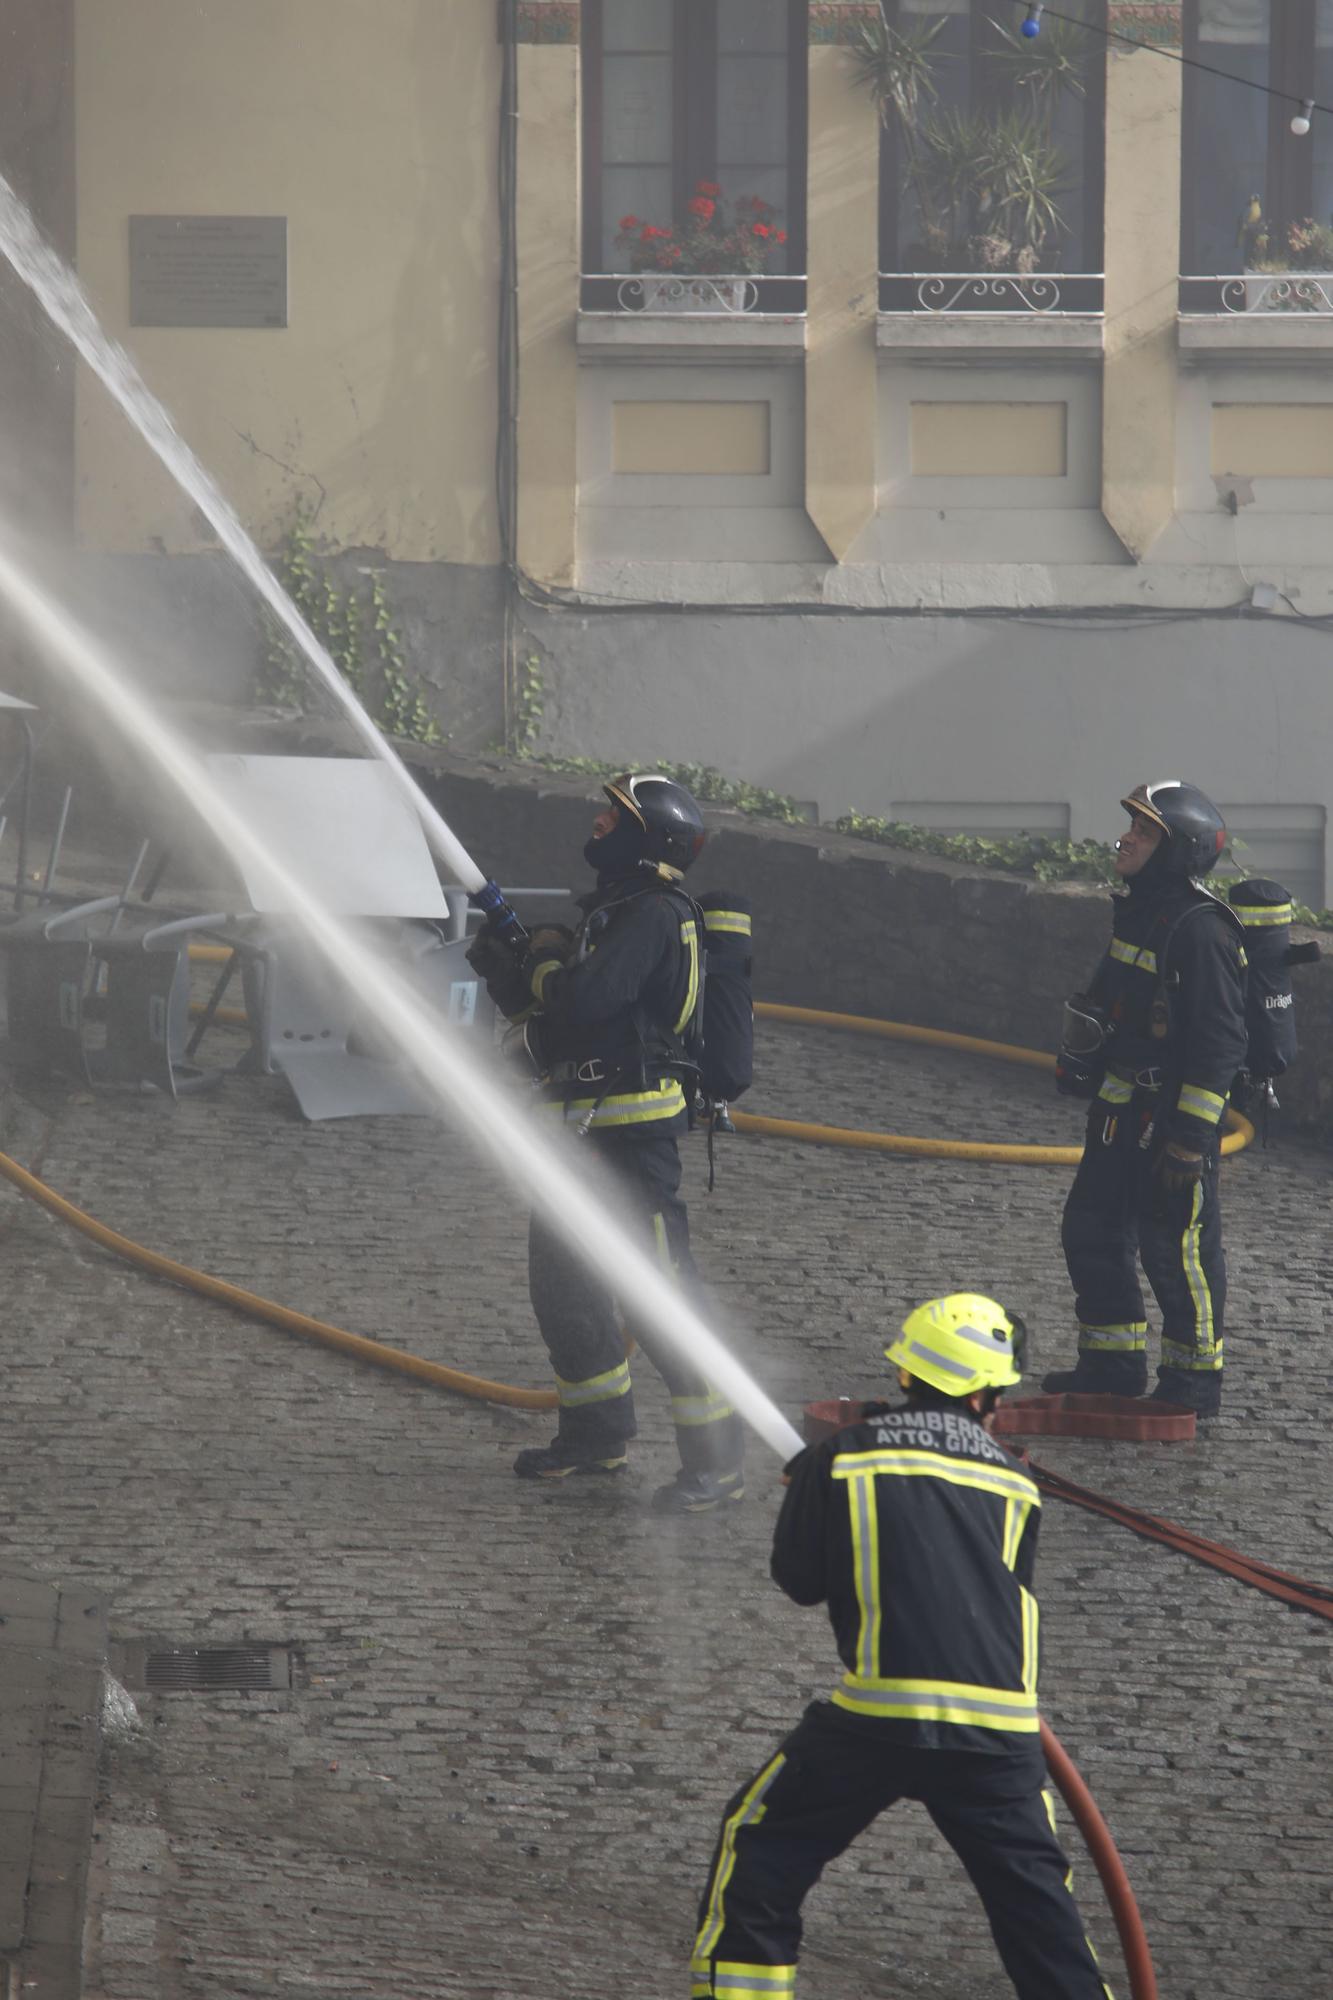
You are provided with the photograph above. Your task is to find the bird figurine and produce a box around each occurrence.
[1237,193,1263,254]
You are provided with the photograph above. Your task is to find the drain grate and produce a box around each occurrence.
[140,1645,292,1693]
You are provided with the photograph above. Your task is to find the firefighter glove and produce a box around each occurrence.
[529,924,575,962]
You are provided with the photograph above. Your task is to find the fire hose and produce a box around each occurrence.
[0,1008,1305,1999]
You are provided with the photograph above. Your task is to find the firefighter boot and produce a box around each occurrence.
[513,1436,628,1480]
[1041,1352,1148,1397]
[1148,1370,1222,1418]
[651,1466,745,1515]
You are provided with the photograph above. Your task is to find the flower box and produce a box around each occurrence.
[1242,270,1333,314]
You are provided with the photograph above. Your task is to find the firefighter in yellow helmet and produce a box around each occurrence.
[690,1296,1113,2000]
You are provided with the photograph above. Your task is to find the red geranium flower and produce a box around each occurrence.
[694,180,721,197]
[776,229,788,244]
[619,214,639,231]
[752,223,770,238]
[688,195,716,220]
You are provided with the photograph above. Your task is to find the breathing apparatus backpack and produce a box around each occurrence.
[693,891,754,1109]
[1226,877,1320,1107]
[1147,878,1319,1123]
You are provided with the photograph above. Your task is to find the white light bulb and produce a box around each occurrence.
[1291,101,1314,137]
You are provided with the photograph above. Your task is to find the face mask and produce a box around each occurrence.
[584,813,647,881]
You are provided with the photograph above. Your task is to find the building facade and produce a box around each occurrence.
[4,2,1333,902]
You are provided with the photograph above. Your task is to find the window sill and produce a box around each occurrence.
[576,311,806,364]
[877,313,1103,362]
[1177,314,1333,364]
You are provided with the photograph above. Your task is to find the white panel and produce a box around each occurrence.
[202,756,449,917]
[603,0,673,51]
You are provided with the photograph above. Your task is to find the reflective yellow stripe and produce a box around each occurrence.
[541,1080,687,1128]
[1161,1336,1224,1372]
[832,1451,1039,1513]
[1239,945,1249,969]
[671,1389,737,1429]
[1020,1585,1039,1696]
[652,1212,672,1271]
[1109,938,1157,972]
[842,1467,883,1682]
[692,1753,787,1963]
[1096,1074,1134,1105]
[1177,1082,1226,1126]
[1234,902,1292,926]
[831,1676,1039,1731]
[1002,1492,1036,1570]
[554,1360,632,1409]
[529,957,562,1003]
[1078,1321,1148,1352]
[703,910,752,937]
[673,917,701,1038]
[1180,1180,1218,1356]
[706,1968,797,1999]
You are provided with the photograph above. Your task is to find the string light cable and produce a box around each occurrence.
[1000,0,1330,131]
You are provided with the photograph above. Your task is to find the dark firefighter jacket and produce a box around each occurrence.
[515,877,702,1134]
[1084,876,1249,1151]
[773,1402,1043,1756]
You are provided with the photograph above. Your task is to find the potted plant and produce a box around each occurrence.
[847,11,1090,281]
[1238,212,1333,313]
[614,182,787,312]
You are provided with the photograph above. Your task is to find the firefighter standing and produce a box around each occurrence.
[690,1295,1112,2000]
[466,773,745,1515]
[1043,781,1248,1418]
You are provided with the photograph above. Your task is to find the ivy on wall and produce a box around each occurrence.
[256,510,440,746]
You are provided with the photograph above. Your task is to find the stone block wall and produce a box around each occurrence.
[411,750,1333,1145]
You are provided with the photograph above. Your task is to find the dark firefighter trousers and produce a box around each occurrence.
[528,1126,744,1475]
[1062,1096,1225,1384]
[691,1703,1112,2000]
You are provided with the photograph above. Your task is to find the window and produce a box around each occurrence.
[1183,1,1333,277]
[581,0,807,276]
[877,0,1105,288]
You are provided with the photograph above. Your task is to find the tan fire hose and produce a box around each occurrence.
[743,1002,1255,1165]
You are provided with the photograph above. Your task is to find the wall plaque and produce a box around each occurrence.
[129,215,287,328]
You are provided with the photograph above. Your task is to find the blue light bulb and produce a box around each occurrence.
[1022,3,1042,33]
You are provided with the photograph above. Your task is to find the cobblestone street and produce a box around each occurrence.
[2,1008,1331,2000]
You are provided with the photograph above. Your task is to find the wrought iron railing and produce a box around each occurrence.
[580,273,806,314]
[878,272,1104,314]
[1179,273,1333,315]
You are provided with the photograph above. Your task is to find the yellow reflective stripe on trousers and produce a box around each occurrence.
[842,1467,883,1682]
[554,1359,632,1409]
[831,1675,1039,1731]
[541,1079,687,1127]
[673,918,701,1037]
[692,1752,788,1964]
[1235,902,1292,926]
[1040,1791,1117,1998]
[832,1451,1039,1513]
[703,910,752,936]
[1177,1082,1226,1126]
[1096,1074,1135,1105]
[671,1389,737,1428]
[1078,1320,1147,1352]
[1108,938,1157,972]
[1180,1178,1217,1355]
[700,1966,797,1999]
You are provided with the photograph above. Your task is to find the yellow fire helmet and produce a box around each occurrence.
[885,1294,1026,1398]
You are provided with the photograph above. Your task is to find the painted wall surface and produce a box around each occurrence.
[73,0,501,563]
[523,605,1333,896]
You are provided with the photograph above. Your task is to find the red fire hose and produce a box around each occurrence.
[1041,1720,1157,2000]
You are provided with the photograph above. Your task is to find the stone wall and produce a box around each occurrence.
[412,749,1333,1145]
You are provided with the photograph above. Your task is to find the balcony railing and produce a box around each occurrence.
[878,273,1104,315]
[1180,274,1333,315]
[580,273,806,314]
